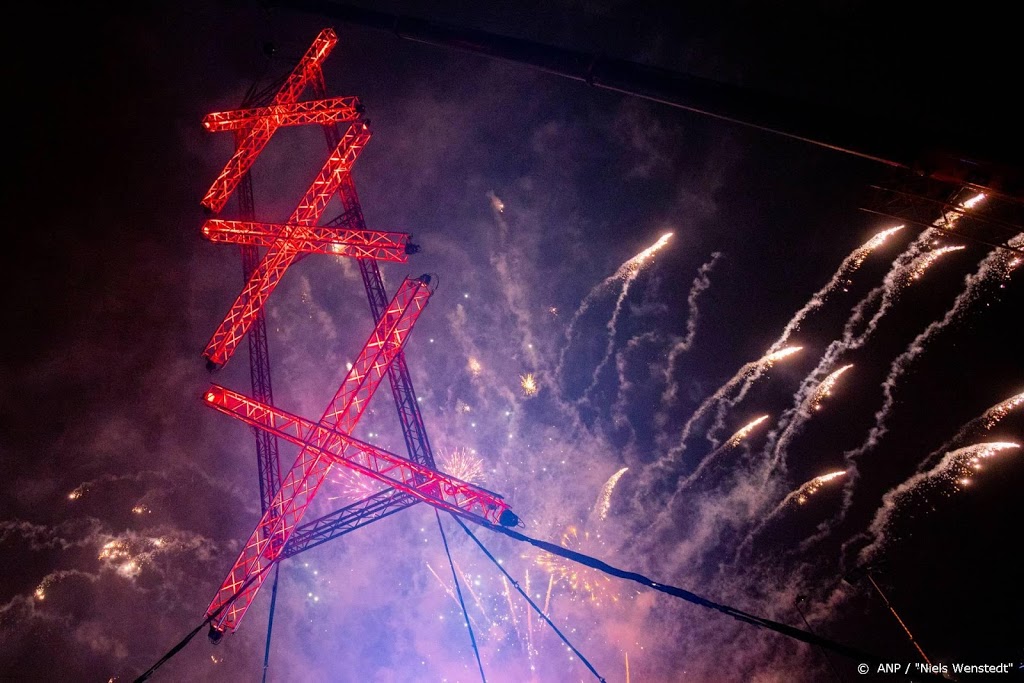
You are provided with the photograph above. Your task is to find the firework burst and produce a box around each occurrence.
[520,373,538,397]
[438,447,487,485]
[534,526,616,607]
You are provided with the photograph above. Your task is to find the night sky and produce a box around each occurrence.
[3,2,1023,682]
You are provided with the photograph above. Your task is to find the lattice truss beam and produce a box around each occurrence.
[199,28,520,640]
[199,28,411,369]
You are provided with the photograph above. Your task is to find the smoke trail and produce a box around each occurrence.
[611,331,662,432]
[661,252,723,404]
[701,226,903,443]
[671,415,770,494]
[915,389,1024,474]
[847,234,1023,464]
[734,471,846,561]
[759,227,975,482]
[763,365,854,478]
[488,191,541,368]
[556,232,672,390]
[829,233,1024,519]
[852,442,1019,565]
[650,347,801,482]
[579,233,673,403]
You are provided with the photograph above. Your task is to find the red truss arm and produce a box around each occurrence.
[203,385,514,526]
[201,29,339,214]
[203,122,372,369]
[201,219,410,262]
[206,276,431,634]
[202,97,361,132]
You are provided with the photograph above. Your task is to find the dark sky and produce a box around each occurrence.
[3,2,1023,682]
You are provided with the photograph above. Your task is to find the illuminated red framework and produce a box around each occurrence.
[204,276,519,633]
[199,28,414,369]
[199,28,521,641]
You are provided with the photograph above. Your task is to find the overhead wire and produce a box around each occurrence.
[452,515,607,683]
[133,561,274,682]
[474,520,952,682]
[436,510,487,683]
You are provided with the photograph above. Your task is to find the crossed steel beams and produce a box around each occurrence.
[199,28,520,638]
[204,276,518,634]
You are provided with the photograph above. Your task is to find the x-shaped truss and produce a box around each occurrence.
[199,29,520,637]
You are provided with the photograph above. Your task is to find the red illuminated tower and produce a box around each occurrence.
[197,28,519,644]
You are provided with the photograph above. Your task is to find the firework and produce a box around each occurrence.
[905,245,965,282]
[520,373,538,397]
[131,503,151,515]
[655,346,801,469]
[810,364,853,411]
[558,232,673,388]
[792,471,847,506]
[593,467,629,520]
[438,447,487,485]
[67,486,85,501]
[734,471,846,561]
[856,442,1019,564]
[672,416,771,493]
[580,233,674,402]
[467,357,483,377]
[836,232,1024,501]
[535,526,615,607]
[727,415,771,447]
[982,390,1024,428]
[327,466,386,504]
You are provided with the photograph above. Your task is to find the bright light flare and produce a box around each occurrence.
[848,226,905,272]
[763,346,802,366]
[906,245,965,281]
[726,415,770,447]
[467,357,483,377]
[793,470,846,505]
[811,364,853,411]
[621,233,673,277]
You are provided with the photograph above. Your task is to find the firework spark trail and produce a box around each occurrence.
[702,226,903,444]
[915,390,1024,474]
[593,467,630,520]
[556,232,672,389]
[831,233,1024,518]
[734,471,847,561]
[852,443,1019,566]
[757,226,977,486]
[661,252,723,404]
[452,557,494,627]
[580,233,673,403]
[488,191,541,368]
[425,562,482,632]
[647,347,801,484]
[762,365,854,479]
[670,416,770,495]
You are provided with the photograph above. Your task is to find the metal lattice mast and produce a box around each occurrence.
[206,276,435,633]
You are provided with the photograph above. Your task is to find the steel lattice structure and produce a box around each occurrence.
[197,28,519,642]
